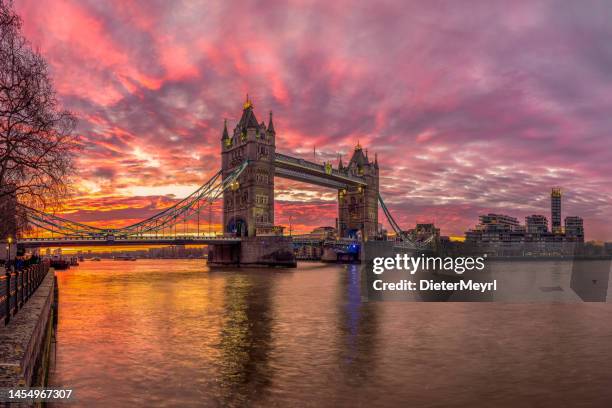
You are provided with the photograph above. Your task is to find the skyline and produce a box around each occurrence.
[14,0,612,240]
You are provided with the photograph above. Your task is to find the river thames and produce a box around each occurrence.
[50,259,612,407]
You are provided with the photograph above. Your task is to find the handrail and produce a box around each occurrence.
[1,262,50,326]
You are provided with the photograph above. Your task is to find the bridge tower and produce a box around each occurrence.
[221,97,276,237]
[337,143,379,240]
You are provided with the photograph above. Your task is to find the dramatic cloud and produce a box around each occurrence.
[16,0,612,239]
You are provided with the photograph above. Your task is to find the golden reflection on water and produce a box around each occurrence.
[51,260,612,407]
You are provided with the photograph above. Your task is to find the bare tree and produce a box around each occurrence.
[0,0,79,217]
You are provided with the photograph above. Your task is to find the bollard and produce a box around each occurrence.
[12,271,18,315]
[20,268,25,306]
[5,269,10,325]
[25,267,29,300]
[15,270,19,310]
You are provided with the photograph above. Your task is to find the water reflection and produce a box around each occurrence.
[50,260,612,407]
[335,265,379,386]
[217,272,274,406]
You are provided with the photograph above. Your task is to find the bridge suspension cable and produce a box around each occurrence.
[18,161,249,238]
[378,193,435,249]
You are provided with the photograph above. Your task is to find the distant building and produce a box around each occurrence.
[551,187,562,234]
[564,216,584,242]
[406,223,440,243]
[478,214,520,231]
[464,199,585,256]
[526,215,548,234]
[308,226,336,240]
[465,214,521,249]
[291,226,337,260]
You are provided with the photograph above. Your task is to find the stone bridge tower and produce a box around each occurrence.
[337,143,379,240]
[221,97,276,237]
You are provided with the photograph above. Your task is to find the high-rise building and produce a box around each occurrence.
[564,216,584,242]
[551,187,562,234]
[526,215,548,234]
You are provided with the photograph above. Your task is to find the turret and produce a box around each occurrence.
[267,111,275,135]
[221,97,276,237]
[221,119,229,141]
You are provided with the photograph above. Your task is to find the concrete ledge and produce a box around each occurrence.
[0,270,55,387]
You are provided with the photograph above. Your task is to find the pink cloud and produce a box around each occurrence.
[13,0,612,241]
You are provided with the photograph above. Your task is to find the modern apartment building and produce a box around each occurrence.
[526,215,548,234]
[564,216,584,242]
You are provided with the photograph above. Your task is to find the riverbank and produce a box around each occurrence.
[0,270,56,387]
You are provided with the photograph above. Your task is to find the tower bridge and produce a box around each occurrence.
[5,97,432,267]
[220,97,379,241]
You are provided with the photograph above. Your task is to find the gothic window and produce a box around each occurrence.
[256,194,269,205]
[256,169,269,183]
[258,146,268,158]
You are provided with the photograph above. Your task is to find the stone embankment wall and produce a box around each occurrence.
[0,270,56,388]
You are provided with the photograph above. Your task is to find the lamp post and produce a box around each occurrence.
[7,236,12,272]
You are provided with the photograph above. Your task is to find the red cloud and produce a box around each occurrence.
[14,0,612,241]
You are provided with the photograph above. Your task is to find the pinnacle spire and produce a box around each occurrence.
[243,93,253,110]
[267,110,275,134]
[237,96,259,129]
[222,118,229,140]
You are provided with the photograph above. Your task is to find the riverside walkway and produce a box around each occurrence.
[0,262,55,387]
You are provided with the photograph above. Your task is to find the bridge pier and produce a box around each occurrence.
[208,236,296,268]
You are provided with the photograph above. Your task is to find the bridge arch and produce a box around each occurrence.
[227,217,248,237]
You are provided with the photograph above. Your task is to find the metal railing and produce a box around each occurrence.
[1,262,50,326]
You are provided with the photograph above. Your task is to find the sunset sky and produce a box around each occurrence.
[15,0,612,240]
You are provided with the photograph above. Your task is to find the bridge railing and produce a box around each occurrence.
[1,261,50,326]
[18,235,241,243]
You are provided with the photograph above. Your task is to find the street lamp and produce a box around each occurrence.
[7,236,12,272]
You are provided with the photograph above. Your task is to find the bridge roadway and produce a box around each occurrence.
[17,236,242,248]
[19,235,364,249]
[274,153,366,189]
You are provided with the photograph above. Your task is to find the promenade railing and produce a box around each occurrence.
[0,261,50,326]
